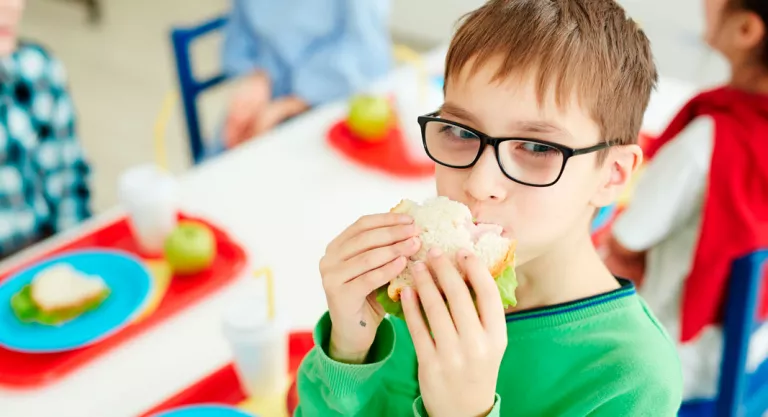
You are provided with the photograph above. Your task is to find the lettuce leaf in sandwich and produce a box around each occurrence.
[376,265,517,322]
[10,284,110,326]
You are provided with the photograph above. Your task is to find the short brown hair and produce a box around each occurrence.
[445,0,657,146]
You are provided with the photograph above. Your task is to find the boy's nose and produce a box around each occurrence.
[463,147,508,202]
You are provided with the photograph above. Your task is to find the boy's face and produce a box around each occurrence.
[0,0,24,57]
[436,56,637,266]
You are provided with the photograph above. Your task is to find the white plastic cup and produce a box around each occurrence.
[222,285,288,397]
[118,164,178,256]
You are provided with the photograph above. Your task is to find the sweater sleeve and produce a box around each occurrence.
[572,339,682,417]
[221,0,287,84]
[584,383,681,417]
[290,0,392,106]
[412,394,502,417]
[33,52,92,234]
[293,312,420,416]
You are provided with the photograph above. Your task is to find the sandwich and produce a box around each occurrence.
[10,264,110,326]
[376,196,518,320]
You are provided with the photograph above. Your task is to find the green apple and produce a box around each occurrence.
[347,94,393,141]
[164,221,217,276]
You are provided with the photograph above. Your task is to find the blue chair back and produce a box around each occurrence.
[679,249,768,417]
[170,15,230,165]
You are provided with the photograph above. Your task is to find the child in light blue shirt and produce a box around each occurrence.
[218,0,392,151]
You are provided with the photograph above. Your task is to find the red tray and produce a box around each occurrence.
[327,120,434,179]
[141,331,315,417]
[0,213,247,388]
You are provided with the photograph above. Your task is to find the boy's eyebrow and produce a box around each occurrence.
[511,121,573,139]
[439,103,572,139]
[439,103,481,126]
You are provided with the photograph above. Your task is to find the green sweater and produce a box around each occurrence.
[294,280,683,416]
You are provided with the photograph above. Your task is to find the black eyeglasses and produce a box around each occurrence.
[417,112,614,187]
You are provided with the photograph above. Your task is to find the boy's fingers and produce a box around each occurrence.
[427,248,481,335]
[459,250,505,332]
[338,224,420,261]
[412,262,458,348]
[226,115,254,147]
[341,238,419,280]
[223,116,240,146]
[347,256,407,299]
[329,213,414,253]
[401,287,435,360]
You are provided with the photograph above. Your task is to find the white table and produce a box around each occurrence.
[0,53,698,416]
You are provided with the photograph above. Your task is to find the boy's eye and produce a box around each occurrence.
[439,125,477,140]
[519,142,557,154]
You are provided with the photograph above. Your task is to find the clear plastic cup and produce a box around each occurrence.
[222,283,288,397]
[118,164,179,256]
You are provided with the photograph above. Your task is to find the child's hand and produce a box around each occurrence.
[402,248,506,417]
[252,96,309,136]
[320,213,421,363]
[224,71,271,148]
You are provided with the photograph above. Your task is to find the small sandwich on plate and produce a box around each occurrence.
[10,264,110,325]
[376,196,518,320]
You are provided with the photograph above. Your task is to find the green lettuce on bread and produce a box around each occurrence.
[378,197,518,320]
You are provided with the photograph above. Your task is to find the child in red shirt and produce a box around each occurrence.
[604,0,768,401]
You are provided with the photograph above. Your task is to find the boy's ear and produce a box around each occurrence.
[591,144,643,208]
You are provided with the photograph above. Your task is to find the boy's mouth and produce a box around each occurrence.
[468,219,507,242]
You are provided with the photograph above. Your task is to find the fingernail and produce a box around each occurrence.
[409,237,419,246]
[413,261,426,271]
[402,287,413,300]
[428,247,442,258]
[400,215,414,224]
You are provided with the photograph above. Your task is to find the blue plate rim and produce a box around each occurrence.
[151,404,254,417]
[0,248,154,354]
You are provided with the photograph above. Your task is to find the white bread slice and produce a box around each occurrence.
[388,196,516,301]
[30,264,108,313]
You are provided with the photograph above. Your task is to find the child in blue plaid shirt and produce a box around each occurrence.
[0,0,91,259]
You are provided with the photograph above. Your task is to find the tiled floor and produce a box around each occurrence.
[18,0,728,214]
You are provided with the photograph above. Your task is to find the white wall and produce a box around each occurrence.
[390,0,704,45]
[390,0,485,46]
[390,0,727,85]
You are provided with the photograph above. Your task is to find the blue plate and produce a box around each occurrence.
[152,405,255,417]
[0,249,152,353]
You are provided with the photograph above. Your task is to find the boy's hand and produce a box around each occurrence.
[252,96,309,136]
[224,71,271,148]
[320,213,421,364]
[402,248,506,417]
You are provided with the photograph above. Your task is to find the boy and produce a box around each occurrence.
[0,0,92,259]
[219,0,391,150]
[295,0,683,415]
